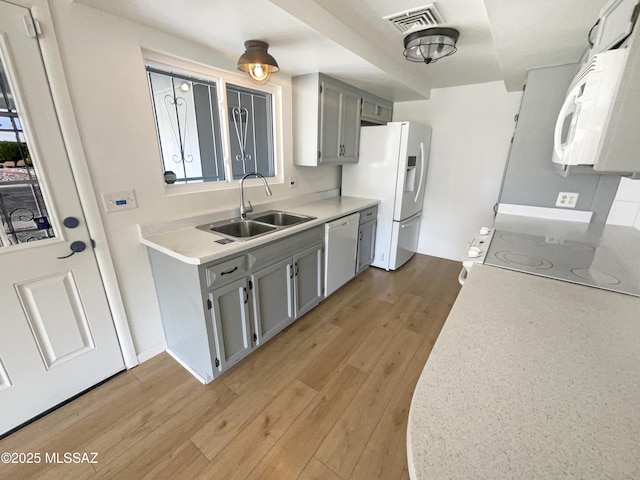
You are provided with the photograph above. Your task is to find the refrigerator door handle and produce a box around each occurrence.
[401,216,421,228]
[414,141,426,203]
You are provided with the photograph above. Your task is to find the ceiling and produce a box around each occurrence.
[73,0,609,101]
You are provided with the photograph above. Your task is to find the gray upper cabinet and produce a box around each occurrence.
[293,73,392,166]
[336,88,362,163]
[360,94,393,125]
[319,81,343,164]
[597,26,640,173]
[294,74,361,166]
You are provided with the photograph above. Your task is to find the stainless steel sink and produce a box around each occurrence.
[197,210,316,241]
[250,211,314,227]
[197,219,276,240]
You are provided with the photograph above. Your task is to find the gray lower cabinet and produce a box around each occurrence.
[251,257,294,345]
[293,244,324,317]
[208,278,252,373]
[356,206,377,274]
[148,225,324,382]
[357,220,376,274]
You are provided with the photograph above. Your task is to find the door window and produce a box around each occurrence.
[0,60,55,246]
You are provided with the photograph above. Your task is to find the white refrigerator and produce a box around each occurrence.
[342,122,431,271]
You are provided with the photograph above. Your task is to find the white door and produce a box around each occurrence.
[0,2,124,436]
[393,123,431,221]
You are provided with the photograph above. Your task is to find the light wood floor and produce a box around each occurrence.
[0,254,461,480]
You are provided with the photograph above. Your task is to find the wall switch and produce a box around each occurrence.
[556,192,578,208]
[102,190,138,213]
[289,176,298,188]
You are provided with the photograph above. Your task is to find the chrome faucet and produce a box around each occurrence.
[240,172,272,219]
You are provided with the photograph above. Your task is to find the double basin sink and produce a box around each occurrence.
[197,210,316,241]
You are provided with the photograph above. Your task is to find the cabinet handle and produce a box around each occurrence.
[359,232,363,241]
[295,262,299,276]
[289,265,294,279]
[220,266,238,275]
[243,287,248,304]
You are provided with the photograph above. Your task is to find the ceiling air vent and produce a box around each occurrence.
[384,3,444,34]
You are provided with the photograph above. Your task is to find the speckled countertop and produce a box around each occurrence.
[138,194,378,265]
[407,263,640,479]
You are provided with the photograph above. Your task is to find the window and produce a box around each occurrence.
[146,64,277,186]
[0,58,54,246]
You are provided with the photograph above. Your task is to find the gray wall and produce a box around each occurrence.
[499,64,620,223]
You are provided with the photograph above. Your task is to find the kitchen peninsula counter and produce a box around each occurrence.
[407,263,640,479]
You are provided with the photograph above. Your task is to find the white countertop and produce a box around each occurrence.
[139,195,379,265]
[407,263,640,479]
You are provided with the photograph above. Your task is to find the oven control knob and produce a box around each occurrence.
[479,227,490,235]
[467,247,481,258]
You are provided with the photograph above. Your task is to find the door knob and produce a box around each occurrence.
[57,240,87,259]
[63,217,80,228]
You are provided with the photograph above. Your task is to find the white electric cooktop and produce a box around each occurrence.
[483,229,640,297]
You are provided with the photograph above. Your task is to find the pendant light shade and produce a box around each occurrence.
[403,27,460,64]
[237,40,279,85]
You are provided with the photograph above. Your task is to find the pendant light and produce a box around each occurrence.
[237,40,279,85]
[403,27,460,64]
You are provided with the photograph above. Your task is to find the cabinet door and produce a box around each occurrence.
[340,90,362,163]
[361,98,392,125]
[293,243,324,318]
[251,258,294,345]
[319,81,342,163]
[377,103,393,124]
[356,220,377,274]
[208,278,252,372]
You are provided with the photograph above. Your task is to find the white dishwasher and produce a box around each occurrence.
[324,212,360,297]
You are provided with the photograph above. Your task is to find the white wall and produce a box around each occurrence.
[607,178,640,230]
[45,1,340,360]
[394,82,522,260]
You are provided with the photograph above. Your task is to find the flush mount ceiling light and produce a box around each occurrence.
[403,27,460,64]
[237,40,279,85]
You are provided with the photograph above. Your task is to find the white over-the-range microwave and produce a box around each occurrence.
[552,0,640,177]
[551,49,627,171]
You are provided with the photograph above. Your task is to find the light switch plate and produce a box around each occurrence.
[102,190,138,213]
[289,176,298,188]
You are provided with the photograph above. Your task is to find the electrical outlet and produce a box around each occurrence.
[289,176,298,188]
[556,192,579,208]
[102,190,138,213]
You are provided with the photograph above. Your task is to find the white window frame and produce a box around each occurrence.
[144,53,284,195]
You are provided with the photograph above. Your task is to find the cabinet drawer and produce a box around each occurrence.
[359,206,378,224]
[205,255,247,289]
